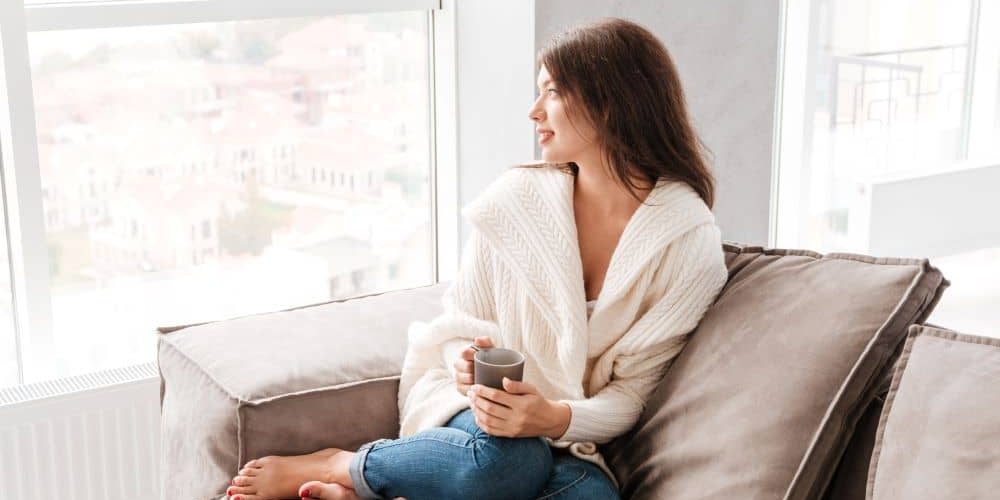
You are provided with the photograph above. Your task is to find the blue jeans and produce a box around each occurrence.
[348,408,622,500]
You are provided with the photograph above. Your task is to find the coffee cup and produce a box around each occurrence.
[470,345,525,390]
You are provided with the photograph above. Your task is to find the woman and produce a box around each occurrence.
[225,17,728,500]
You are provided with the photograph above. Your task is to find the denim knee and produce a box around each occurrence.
[453,434,553,500]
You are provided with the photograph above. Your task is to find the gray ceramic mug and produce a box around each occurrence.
[470,345,525,390]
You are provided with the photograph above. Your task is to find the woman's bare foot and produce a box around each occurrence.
[226,448,355,500]
[298,481,362,500]
[298,481,408,500]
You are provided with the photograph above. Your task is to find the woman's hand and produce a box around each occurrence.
[454,336,494,396]
[468,377,572,440]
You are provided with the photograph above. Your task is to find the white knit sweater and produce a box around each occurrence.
[397,165,728,487]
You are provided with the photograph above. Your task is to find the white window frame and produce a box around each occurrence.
[0,0,459,386]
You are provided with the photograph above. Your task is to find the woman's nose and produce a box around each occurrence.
[528,105,543,121]
[527,98,544,121]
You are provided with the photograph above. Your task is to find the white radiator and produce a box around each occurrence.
[0,363,161,500]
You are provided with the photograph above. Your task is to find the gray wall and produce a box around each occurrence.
[534,0,781,245]
[535,0,780,244]
[454,0,780,246]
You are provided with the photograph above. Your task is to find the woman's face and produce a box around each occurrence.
[528,65,598,163]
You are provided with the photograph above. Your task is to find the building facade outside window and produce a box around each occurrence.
[0,1,442,388]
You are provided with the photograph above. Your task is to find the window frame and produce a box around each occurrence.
[23,0,438,31]
[0,0,458,387]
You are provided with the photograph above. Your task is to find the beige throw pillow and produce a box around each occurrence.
[866,324,1000,500]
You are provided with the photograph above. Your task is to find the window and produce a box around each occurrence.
[776,0,1000,336]
[0,0,443,388]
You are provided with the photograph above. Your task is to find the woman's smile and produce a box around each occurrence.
[537,128,554,145]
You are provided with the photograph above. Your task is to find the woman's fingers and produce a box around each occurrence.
[474,393,513,419]
[453,358,473,373]
[454,357,474,395]
[456,338,493,397]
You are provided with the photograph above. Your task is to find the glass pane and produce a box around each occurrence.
[27,13,433,383]
[778,0,999,337]
[821,0,970,184]
[0,188,18,388]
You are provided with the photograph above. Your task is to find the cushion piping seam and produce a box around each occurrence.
[244,375,402,405]
[865,327,920,498]
[158,340,242,402]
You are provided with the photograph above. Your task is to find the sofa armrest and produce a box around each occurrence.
[157,283,448,500]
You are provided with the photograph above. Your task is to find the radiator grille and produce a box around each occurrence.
[0,364,160,500]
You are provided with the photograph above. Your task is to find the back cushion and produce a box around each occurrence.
[867,324,1000,500]
[603,242,948,500]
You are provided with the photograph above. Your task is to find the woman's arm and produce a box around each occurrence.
[398,228,502,431]
[552,341,685,442]
[548,401,573,439]
[554,223,728,443]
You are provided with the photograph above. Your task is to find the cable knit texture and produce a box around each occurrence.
[397,165,728,488]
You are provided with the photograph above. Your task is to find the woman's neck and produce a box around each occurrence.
[573,155,652,217]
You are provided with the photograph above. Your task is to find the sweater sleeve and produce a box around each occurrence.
[554,223,728,444]
[398,227,502,435]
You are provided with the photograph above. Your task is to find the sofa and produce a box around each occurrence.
[157,241,1000,499]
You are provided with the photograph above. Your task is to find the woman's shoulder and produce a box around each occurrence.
[502,161,575,183]
[662,221,727,280]
[463,162,571,211]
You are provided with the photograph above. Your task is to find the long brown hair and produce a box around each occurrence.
[524,18,715,209]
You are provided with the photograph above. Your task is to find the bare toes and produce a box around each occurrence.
[299,480,361,500]
[226,484,255,497]
[233,475,255,487]
[298,480,325,498]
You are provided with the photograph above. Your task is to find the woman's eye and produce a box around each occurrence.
[547,88,558,95]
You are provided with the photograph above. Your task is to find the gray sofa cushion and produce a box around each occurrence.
[866,324,1000,500]
[157,284,448,500]
[603,242,948,500]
